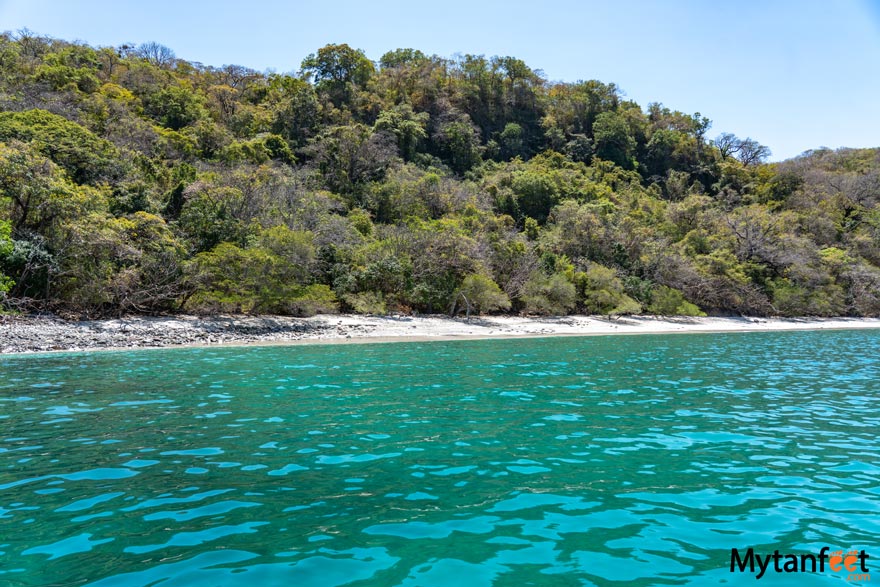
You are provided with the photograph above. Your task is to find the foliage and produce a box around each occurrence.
[300,43,374,106]
[0,32,876,318]
[53,211,186,315]
[143,84,207,130]
[342,291,387,314]
[0,110,121,184]
[522,272,577,315]
[574,264,641,316]
[455,273,511,315]
[184,227,337,316]
[646,285,706,316]
[374,104,429,161]
[0,220,13,295]
[0,141,107,233]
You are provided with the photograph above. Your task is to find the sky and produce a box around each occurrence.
[1,0,879,161]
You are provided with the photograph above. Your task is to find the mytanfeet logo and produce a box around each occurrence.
[730,547,870,581]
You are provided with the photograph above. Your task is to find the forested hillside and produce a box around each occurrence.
[0,32,878,318]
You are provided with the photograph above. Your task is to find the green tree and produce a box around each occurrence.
[374,104,429,161]
[432,113,482,174]
[307,124,397,195]
[499,122,525,160]
[42,211,186,315]
[522,272,576,315]
[379,48,428,69]
[177,185,250,252]
[0,141,106,233]
[592,111,636,169]
[268,75,320,147]
[0,110,121,184]
[646,285,705,316]
[143,84,207,130]
[301,43,374,106]
[185,229,337,316]
[509,169,559,223]
[575,264,641,316]
[454,273,511,316]
[407,219,480,312]
[0,32,876,320]
[0,220,13,296]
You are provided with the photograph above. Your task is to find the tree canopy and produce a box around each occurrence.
[0,31,878,318]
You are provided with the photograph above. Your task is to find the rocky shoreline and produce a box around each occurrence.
[3,313,880,355]
[0,314,361,354]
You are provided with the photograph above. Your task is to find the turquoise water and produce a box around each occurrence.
[1,330,879,586]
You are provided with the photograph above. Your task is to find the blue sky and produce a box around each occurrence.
[1,0,878,160]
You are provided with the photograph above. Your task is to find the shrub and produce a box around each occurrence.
[184,234,337,316]
[455,273,511,315]
[575,264,642,316]
[343,291,387,314]
[647,285,705,316]
[522,272,576,315]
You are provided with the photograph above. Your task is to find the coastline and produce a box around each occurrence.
[2,313,880,355]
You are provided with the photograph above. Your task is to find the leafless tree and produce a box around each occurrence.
[13,28,49,60]
[219,64,260,89]
[715,133,739,160]
[714,133,771,166]
[828,171,880,209]
[135,41,176,68]
[738,138,772,166]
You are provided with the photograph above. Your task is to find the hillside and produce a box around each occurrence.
[0,32,878,318]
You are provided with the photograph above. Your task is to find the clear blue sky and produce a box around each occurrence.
[1,0,879,160]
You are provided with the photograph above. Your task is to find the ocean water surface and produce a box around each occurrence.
[1,330,879,586]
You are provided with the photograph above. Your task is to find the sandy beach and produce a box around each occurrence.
[2,313,879,354]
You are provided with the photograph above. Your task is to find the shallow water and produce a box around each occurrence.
[1,330,879,586]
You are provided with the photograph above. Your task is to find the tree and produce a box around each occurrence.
[509,169,558,223]
[454,273,511,316]
[499,122,526,160]
[432,110,482,174]
[0,141,106,234]
[334,241,413,312]
[715,133,739,159]
[52,211,186,315]
[592,111,636,168]
[522,272,576,315]
[135,42,176,68]
[0,32,876,320]
[714,133,771,166]
[737,138,772,166]
[301,43,374,106]
[374,104,429,161]
[258,225,316,283]
[542,199,612,263]
[646,285,705,316]
[406,220,481,312]
[544,80,621,139]
[185,228,337,316]
[575,264,641,316]
[379,48,428,69]
[177,184,250,252]
[0,110,122,184]
[143,84,207,130]
[564,134,593,163]
[0,220,13,296]
[306,124,397,195]
[268,75,320,147]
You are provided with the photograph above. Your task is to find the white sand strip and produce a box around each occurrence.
[2,314,879,354]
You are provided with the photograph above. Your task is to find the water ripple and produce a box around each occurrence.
[1,330,879,585]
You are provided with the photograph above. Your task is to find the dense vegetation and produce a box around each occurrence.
[0,31,878,318]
